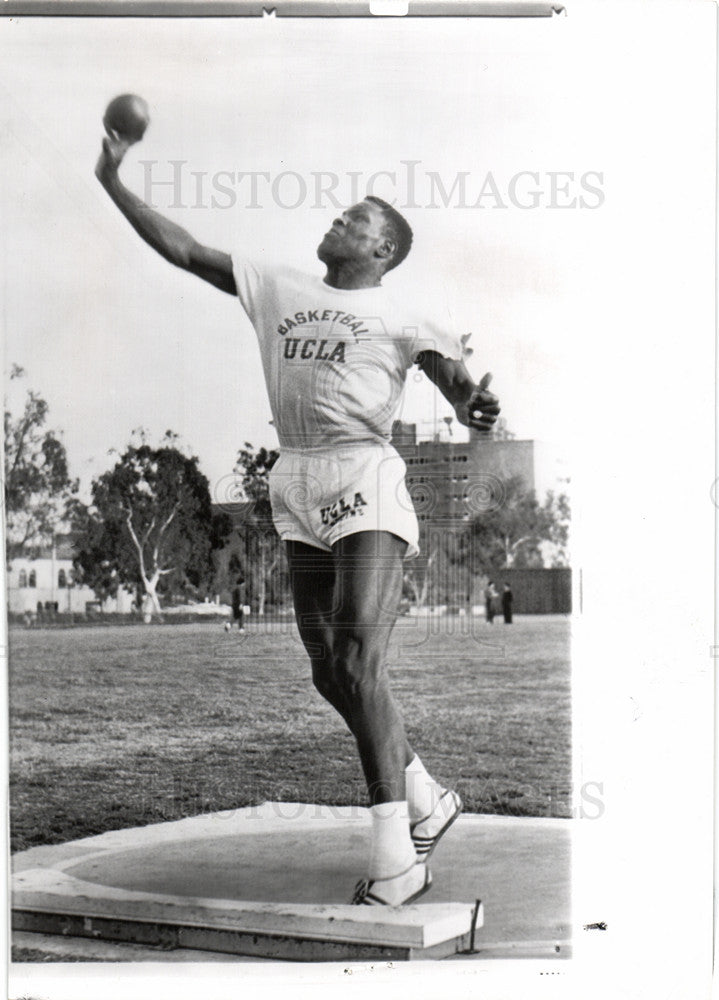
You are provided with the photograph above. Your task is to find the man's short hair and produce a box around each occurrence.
[365,195,413,272]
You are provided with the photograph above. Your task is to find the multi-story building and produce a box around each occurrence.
[391,420,568,525]
[391,421,572,612]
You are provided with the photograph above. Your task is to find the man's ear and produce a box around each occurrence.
[375,238,396,261]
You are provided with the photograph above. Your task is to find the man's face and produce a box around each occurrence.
[317,200,392,268]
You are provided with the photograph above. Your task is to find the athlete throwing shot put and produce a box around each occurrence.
[96,116,500,906]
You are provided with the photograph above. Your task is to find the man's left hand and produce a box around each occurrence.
[455,372,500,432]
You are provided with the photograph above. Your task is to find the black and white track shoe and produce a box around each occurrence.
[351,862,432,906]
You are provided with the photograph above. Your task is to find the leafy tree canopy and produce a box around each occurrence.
[471,476,570,573]
[234,443,279,526]
[4,365,78,559]
[73,430,230,615]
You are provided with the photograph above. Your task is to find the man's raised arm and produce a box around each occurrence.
[418,351,500,433]
[95,133,237,296]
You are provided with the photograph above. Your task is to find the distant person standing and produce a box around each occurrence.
[502,583,514,624]
[484,581,498,624]
[230,577,246,633]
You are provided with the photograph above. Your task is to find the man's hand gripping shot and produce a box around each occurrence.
[96,122,500,906]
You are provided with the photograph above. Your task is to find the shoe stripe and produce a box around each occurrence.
[351,863,432,905]
[410,792,463,860]
[410,791,461,830]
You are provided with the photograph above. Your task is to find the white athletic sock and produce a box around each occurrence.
[368,801,417,880]
[405,755,445,824]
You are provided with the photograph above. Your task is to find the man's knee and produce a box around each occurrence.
[331,631,383,698]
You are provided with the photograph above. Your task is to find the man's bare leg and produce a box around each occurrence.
[285,536,413,770]
[285,540,354,728]
[286,533,454,903]
[328,531,413,802]
[325,531,435,902]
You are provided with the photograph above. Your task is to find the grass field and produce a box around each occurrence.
[9,615,571,853]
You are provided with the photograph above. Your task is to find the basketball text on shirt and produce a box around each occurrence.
[276,309,369,338]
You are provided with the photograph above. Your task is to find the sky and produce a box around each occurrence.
[0,14,598,499]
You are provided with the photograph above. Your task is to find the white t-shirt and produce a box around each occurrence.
[232,257,463,449]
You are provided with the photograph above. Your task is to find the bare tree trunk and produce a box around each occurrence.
[257,540,267,617]
[418,552,434,608]
[142,571,163,623]
[505,535,532,569]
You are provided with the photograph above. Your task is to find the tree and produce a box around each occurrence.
[402,526,471,610]
[232,443,285,616]
[71,501,124,605]
[470,476,571,574]
[73,432,230,618]
[4,365,78,559]
[235,444,279,513]
[538,491,571,568]
[402,548,435,611]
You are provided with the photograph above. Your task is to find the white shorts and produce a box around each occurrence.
[269,442,419,559]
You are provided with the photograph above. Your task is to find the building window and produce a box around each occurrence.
[28,569,37,588]
[18,569,27,588]
[58,569,67,589]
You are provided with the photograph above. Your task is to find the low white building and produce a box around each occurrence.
[6,535,134,615]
